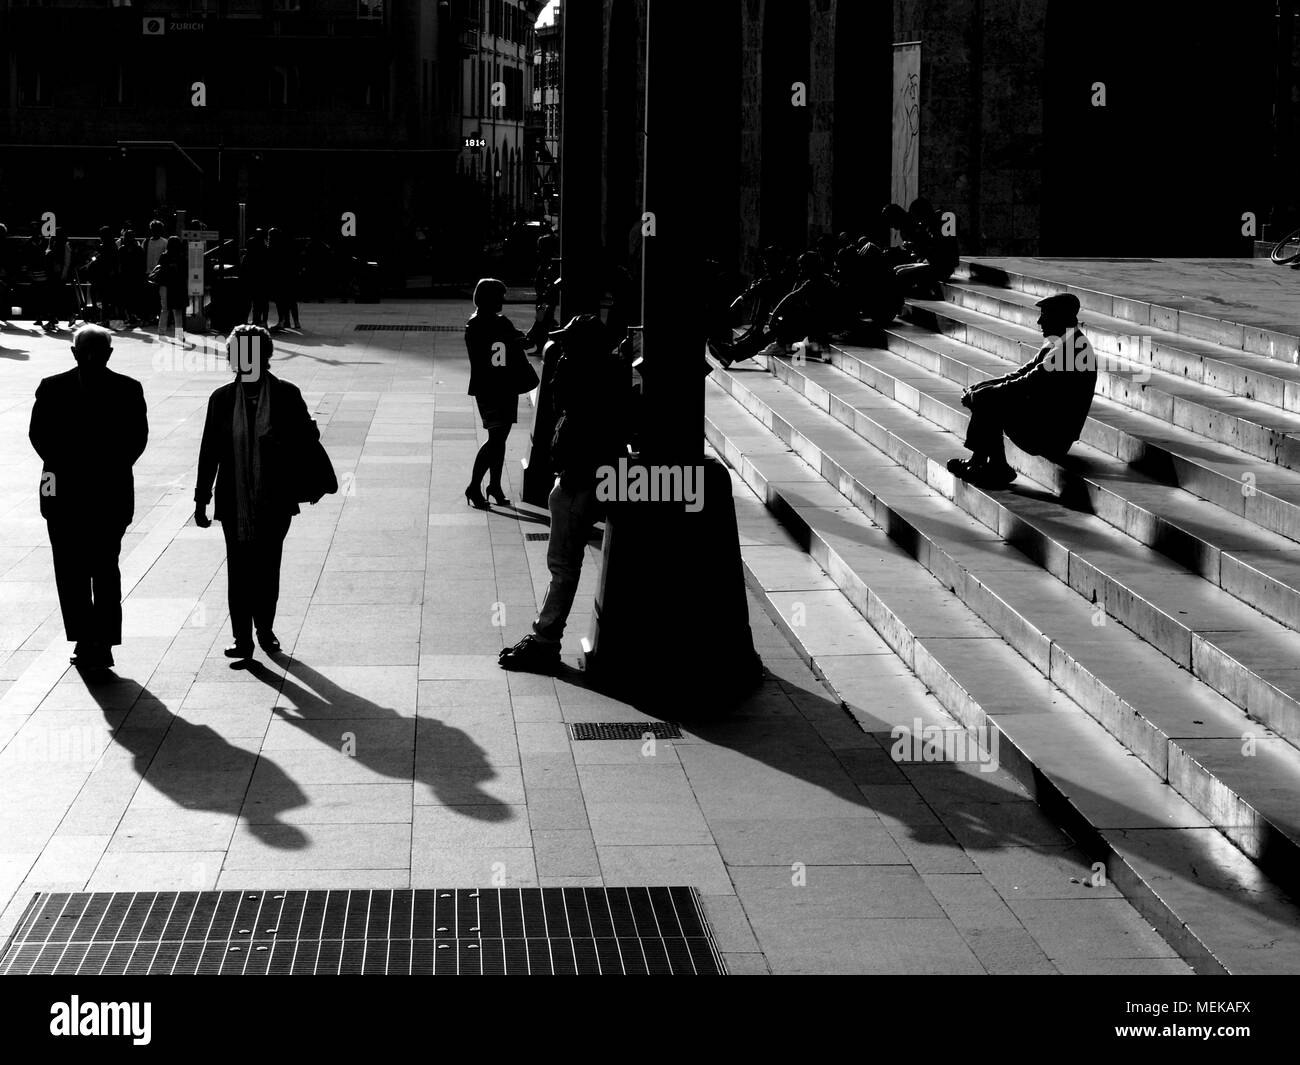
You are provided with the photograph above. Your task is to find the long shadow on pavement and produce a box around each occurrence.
[666,670,1061,855]
[81,669,309,848]
[244,657,511,822]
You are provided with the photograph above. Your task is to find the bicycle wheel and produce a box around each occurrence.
[1271,227,1300,264]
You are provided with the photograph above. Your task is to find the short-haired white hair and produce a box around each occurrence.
[72,324,113,362]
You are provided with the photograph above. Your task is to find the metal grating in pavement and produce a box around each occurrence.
[570,722,683,741]
[353,324,462,332]
[1,888,723,975]
[525,532,550,541]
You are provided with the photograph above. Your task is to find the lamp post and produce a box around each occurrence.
[117,139,206,219]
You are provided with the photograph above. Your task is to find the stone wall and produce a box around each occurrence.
[596,0,1271,279]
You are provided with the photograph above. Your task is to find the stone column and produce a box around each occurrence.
[585,0,762,708]
[557,0,604,320]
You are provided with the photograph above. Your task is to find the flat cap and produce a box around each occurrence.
[1035,293,1081,317]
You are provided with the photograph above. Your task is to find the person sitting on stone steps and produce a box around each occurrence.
[947,292,1097,489]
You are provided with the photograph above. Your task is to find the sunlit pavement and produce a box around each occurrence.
[0,304,1189,974]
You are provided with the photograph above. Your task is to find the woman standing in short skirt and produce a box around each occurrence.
[464,277,527,508]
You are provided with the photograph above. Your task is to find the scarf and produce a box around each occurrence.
[231,373,273,542]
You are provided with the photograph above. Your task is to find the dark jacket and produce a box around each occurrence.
[269,241,300,291]
[974,327,1098,458]
[549,347,629,486]
[29,367,148,526]
[194,375,314,523]
[240,243,270,292]
[153,248,186,300]
[117,238,144,283]
[465,311,526,399]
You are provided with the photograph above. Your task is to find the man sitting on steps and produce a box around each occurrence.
[947,292,1098,489]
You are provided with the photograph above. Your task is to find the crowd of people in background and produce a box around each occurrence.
[0,218,304,338]
[707,197,959,367]
[236,227,302,333]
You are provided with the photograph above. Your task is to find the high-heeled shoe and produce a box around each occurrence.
[465,485,489,510]
[485,485,510,506]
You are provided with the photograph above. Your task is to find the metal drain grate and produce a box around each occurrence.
[1,887,723,975]
[525,532,550,541]
[570,722,683,741]
[354,324,462,332]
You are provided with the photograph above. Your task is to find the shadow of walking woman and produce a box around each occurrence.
[244,657,512,822]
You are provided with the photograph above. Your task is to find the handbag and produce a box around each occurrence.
[509,343,540,394]
[285,419,338,505]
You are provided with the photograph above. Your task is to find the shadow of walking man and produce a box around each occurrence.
[244,657,511,822]
[81,669,310,850]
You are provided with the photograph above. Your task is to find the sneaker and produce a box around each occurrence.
[947,458,981,482]
[758,340,789,358]
[797,336,827,361]
[948,457,1016,489]
[498,634,561,674]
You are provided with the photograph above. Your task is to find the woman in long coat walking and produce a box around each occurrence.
[194,324,317,660]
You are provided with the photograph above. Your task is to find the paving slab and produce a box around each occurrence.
[0,300,1202,973]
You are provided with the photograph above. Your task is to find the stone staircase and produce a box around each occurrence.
[705,259,1300,974]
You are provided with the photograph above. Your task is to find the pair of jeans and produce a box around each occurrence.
[47,519,127,646]
[532,479,600,646]
[221,514,291,645]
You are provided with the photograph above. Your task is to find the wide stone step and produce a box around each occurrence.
[883,319,1300,547]
[707,360,1300,906]
[943,278,1300,417]
[902,299,1300,474]
[954,259,1300,366]
[705,373,1300,974]
[764,349,1300,751]
[816,338,1300,637]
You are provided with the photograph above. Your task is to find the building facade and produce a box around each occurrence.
[574,0,1276,293]
[0,0,542,273]
[532,0,559,216]
[454,0,543,227]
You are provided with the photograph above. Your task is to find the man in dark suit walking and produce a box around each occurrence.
[29,324,149,668]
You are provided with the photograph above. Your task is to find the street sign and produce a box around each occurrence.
[180,229,218,241]
[187,241,205,299]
